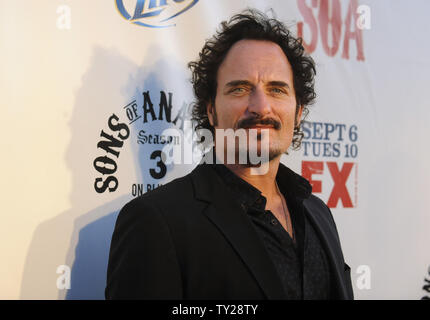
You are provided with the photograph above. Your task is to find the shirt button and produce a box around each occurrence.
[270,218,278,226]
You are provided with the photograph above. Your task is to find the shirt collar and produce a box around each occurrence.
[212,161,312,211]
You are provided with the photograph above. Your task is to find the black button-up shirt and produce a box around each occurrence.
[213,163,332,299]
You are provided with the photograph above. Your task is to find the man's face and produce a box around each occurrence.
[207,39,302,162]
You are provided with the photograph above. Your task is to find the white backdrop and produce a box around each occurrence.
[1,0,429,300]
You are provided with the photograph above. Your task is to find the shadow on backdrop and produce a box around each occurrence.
[20,45,194,299]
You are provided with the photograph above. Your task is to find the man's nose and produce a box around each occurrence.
[247,86,271,116]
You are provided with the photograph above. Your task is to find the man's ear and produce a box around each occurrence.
[206,103,214,126]
[295,105,304,127]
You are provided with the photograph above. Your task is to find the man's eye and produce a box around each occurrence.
[230,87,246,94]
[270,88,284,94]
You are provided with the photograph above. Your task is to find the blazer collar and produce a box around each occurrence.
[190,163,286,299]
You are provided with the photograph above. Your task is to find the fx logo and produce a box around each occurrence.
[302,161,357,208]
[116,0,199,28]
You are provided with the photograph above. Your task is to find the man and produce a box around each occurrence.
[105,9,354,300]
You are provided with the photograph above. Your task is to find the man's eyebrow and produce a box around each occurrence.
[267,81,290,89]
[224,80,254,88]
[224,80,290,89]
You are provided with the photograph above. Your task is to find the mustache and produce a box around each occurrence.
[236,116,281,130]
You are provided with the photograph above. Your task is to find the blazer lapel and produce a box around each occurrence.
[303,198,349,299]
[190,164,286,299]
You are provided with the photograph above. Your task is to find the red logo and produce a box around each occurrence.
[297,0,365,61]
[302,160,357,208]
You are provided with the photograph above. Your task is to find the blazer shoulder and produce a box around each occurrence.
[305,194,332,216]
[111,173,194,248]
[305,194,336,222]
[118,171,195,220]
[303,194,341,242]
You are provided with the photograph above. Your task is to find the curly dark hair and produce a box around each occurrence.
[188,8,316,151]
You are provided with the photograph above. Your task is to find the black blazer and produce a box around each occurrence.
[105,163,354,300]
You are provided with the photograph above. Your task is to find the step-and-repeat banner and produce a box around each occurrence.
[1,0,429,299]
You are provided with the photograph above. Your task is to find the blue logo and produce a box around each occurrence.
[116,0,199,28]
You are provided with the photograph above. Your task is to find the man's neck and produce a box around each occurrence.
[224,156,281,203]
